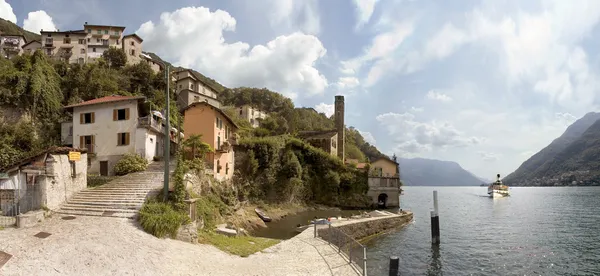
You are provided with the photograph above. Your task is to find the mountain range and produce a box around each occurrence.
[504,112,600,186]
[399,158,486,186]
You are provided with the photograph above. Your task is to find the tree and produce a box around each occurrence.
[102,47,127,68]
[183,134,212,159]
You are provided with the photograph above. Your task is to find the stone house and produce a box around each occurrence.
[140,52,163,73]
[0,34,26,59]
[40,29,88,64]
[367,156,401,208]
[175,69,221,109]
[182,101,238,181]
[83,23,125,62]
[236,105,268,128]
[122,33,143,65]
[0,147,88,220]
[63,95,178,176]
[298,130,338,157]
[22,40,41,55]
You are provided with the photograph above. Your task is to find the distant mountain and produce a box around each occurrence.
[0,18,41,43]
[399,158,484,186]
[504,112,600,186]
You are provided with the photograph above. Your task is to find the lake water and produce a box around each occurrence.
[365,186,600,275]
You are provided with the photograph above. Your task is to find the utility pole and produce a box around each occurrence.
[163,65,170,201]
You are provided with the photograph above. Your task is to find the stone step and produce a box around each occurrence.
[68,198,145,203]
[63,203,141,210]
[68,200,144,206]
[71,195,148,201]
[56,209,137,219]
[89,188,156,192]
[61,205,139,213]
[77,191,152,195]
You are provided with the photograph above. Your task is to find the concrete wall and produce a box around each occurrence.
[318,213,413,241]
[40,32,87,64]
[178,90,221,109]
[42,153,87,210]
[367,177,401,207]
[1,35,25,58]
[371,159,398,177]
[239,105,268,128]
[23,41,41,55]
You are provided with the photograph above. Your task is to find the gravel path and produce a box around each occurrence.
[0,215,358,276]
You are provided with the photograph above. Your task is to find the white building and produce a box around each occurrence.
[63,95,176,176]
[237,105,268,128]
[0,34,26,59]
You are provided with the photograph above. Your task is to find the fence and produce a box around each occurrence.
[317,224,368,276]
[0,189,43,227]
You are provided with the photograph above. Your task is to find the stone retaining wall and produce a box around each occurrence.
[318,212,413,241]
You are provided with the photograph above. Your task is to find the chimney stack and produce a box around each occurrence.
[335,95,345,161]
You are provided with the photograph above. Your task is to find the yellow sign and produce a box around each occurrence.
[68,151,81,161]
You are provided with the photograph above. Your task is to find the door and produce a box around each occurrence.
[100,161,109,176]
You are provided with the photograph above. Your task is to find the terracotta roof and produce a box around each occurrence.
[0,147,87,173]
[64,95,146,110]
[123,33,143,42]
[182,101,239,129]
[373,155,399,165]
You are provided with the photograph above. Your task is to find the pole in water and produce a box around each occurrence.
[389,256,399,276]
[431,190,440,244]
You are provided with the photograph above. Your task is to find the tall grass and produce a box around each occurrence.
[138,201,190,238]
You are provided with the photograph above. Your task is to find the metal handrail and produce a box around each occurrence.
[317,224,368,275]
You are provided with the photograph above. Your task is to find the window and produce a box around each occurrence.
[45,38,53,44]
[104,30,108,34]
[190,84,194,89]
[80,112,94,124]
[217,160,221,173]
[150,138,153,143]
[117,133,130,146]
[64,38,71,44]
[225,126,229,139]
[96,38,100,43]
[46,49,52,55]
[78,39,85,44]
[97,30,102,34]
[217,136,221,149]
[87,38,90,42]
[130,41,135,46]
[117,39,120,45]
[178,84,182,89]
[80,135,94,153]
[69,126,73,136]
[92,48,96,52]
[239,108,242,116]
[80,49,85,54]
[114,31,120,36]
[87,29,92,33]
[113,108,129,121]
[225,163,229,175]
[130,49,135,56]
[331,139,336,148]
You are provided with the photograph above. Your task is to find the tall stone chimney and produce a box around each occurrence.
[335,95,345,161]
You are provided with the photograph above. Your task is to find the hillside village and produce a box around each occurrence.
[0,17,402,245]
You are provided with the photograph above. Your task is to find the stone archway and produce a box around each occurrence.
[378,193,388,209]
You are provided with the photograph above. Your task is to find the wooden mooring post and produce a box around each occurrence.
[431,190,440,244]
[389,256,399,276]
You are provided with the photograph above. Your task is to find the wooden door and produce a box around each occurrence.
[100,161,108,176]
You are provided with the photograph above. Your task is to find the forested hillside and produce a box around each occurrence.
[219,87,385,162]
[0,18,40,42]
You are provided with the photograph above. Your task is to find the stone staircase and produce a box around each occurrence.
[56,161,172,219]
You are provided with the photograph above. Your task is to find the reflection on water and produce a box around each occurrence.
[427,244,442,276]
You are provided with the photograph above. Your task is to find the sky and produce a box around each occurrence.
[3,0,600,178]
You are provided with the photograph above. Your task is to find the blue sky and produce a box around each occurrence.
[3,0,600,178]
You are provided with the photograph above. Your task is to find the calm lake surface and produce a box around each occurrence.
[366,186,600,275]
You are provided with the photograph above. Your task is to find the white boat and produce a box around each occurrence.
[487,174,509,198]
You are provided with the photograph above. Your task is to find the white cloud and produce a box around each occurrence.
[0,0,16,23]
[137,6,328,99]
[336,77,359,89]
[352,0,379,29]
[314,103,334,117]
[478,151,501,161]
[410,106,424,112]
[265,0,320,35]
[426,90,452,102]
[23,11,57,34]
[358,129,377,145]
[376,112,481,155]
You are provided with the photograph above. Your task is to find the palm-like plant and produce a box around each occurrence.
[183,134,212,159]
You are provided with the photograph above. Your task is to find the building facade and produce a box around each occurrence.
[22,40,41,55]
[64,95,171,176]
[367,157,401,208]
[298,130,338,157]
[182,102,238,181]
[122,34,143,65]
[237,105,268,128]
[140,52,162,73]
[0,34,26,59]
[175,69,220,109]
[40,30,88,64]
[83,23,125,62]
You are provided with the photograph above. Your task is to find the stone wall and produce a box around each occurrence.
[318,212,413,241]
[43,153,88,210]
[176,221,199,244]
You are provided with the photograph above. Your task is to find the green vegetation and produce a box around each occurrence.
[113,154,148,176]
[235,135,372,208]
[197,231,279,257]
[102,47,127,68]
[0,18,41,42]
[139,200,191,238]
[87,175,118,188]
[182,134,212,160]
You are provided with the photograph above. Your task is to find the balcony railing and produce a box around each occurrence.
[3,40,19,46]
[368,177,401,188]
[138,116,164,134]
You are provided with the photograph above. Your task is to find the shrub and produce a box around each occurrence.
[138,201,190,238]
[113,154,148,176]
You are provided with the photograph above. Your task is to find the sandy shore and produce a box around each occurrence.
[0,215,358,276]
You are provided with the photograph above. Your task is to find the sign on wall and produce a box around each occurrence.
[68,151,81,161]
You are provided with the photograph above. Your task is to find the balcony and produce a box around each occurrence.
[3,39,19,46]
[368,177,401,189]
[216,141,231,153]
[2,46,19,53]
[138,116,164,134]
[60,51,73,58]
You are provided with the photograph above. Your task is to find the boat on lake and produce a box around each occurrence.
[255,208,272,222]
[488,174,509,198]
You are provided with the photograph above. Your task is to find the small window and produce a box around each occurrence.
[114,31,120,36]
[97,30,102,34]
[217,160,221,173]
[117,133,130,146]
[117,39,120,45]
[64,38,71,44]
[78,39,85,44]
[92,48,96,52]
[150,138,153,143]
[130,41,135,46]
[81,112,94,124]
[96,38,100,43]
[130,49,135,56]
[225,163,229,175]
[80,49,85,54]
[46,49,52,55]
[114,108,129,121]
[87,38,90,42]
[87,29,92,33]
[104,30,108,34]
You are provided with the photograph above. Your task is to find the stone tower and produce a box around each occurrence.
[335,95,345,161]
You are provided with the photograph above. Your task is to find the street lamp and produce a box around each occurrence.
[162,63,170,201]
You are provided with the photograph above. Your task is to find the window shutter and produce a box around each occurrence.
[117,133,121,146]
[91,135,95,152]
[125,133,130,145]
[125,108,130,120]
[80,113,84,124]
[91,112,95,123]
[80,136,84,148]
[113,109,117,121]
